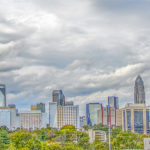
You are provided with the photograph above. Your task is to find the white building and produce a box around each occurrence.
[49,102,57,128]
[57,105,79,129]
[0,107,20,130]
[87,129,107,143]
[20,110,46,130]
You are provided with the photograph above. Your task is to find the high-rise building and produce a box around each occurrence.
[134,75,145,104]
[52,90,65,106]
[97,105,116,126]
[57,105,79,129]
[49,102,57,128]
[30,103,45,113]
[108,96,119,109]
[0,106,20,130]
[0,84,6,107]
[20,110,46,130]
[31,105,37,110]
[80,116,87,128]
[37,103,45,113]
[116,109,122,126]
[65,101,74,106]
[122,103,150,134]
[86,103,102,126]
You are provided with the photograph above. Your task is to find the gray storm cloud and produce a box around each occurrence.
[0,0,150,111]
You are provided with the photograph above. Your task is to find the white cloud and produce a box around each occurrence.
[0,0,150,114]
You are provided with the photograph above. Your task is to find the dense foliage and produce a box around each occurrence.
[0,124,149,150]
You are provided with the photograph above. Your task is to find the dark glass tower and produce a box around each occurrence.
[52,90,65,106]
[134,75,145,104]
[0,84,6,107]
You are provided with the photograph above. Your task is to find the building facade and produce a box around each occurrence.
[122,103,150,134]
[116,109,122,126]
[97,105,116,126]
[87,129,107,143]
[20,110,46,130]
[108,96,119,109]
[86,103,102,126]
[52,90,65,106]
[57,105,79,129]
[80,116,87,128]
[49,102,58,128]
[0,84,6,107]
[134,75,145,104]
[0,106,20,130]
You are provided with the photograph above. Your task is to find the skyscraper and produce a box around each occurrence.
[86,103,102,126]
[134,75,145,104]
[108,96,119,109]
[49,102,57,128]
[37,103,45,113]
[52,90,65,106]
[0,84,6,107]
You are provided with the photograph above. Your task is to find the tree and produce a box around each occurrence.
[93,124,109,134]
[0,127,10,149]
[111,131,144,149]
[26,139,41,150]
[10,130,33,149]
[94,142,108,150]
[111,126,122,138]
[60,125,75,130]
[78,132,90,149]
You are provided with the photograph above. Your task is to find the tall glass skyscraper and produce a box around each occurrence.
[86,103,102,126]
[134,75,145,104]
[0,84,6,107]
[52,90,65,106]
[108,96,119,109]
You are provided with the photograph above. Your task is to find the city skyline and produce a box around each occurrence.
[1,0,150,111]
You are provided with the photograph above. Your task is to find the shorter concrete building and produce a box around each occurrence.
[65,101,74,106]
[122,103,150,134]
[49,102,58,128]
[57,105,79,129]
[97,106,116,127]
[116,109,122,126]
[0,106,20,130]
[20,110,46,130]
[87,129,107,143]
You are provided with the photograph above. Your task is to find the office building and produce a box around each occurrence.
[134,75,145,104]
[0,84,6,107]
[20,110,45,130]
[31,103,45,113]
[108,96,119,109]
[52,90,65,106]
[65,101,74,106]
[86,103,102,126]
[122,103,150,134]
[37,103,45,113]
[97,106,116,126]
[116,109,122,126]
[80,116,87,128]
[57,105,79,129]
[87,129,107,143]
[0,106,20,130]
[49,102,57,128]
[31,105,37,110]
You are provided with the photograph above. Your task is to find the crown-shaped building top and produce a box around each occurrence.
[134,75,145,104]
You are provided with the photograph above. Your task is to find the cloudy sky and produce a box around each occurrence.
[1,0,150,114]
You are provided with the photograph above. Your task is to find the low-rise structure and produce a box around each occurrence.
[122,103,150,134]
[20,110,46,130]
[87,129,107,143]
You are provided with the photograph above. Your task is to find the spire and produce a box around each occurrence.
[134,75,145,104]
